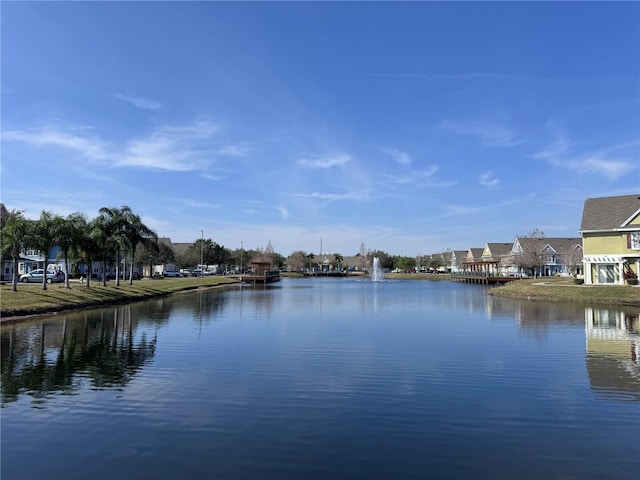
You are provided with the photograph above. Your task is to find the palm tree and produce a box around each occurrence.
[133,240,156,277]
[0,209,29,292]
[333,253,343,271]
[306,253,316,272]
[98,207,128,287]
[72,216,99,288]
[120,207,157,285]
[92,212,119,287]
[29,211,59,290]
[54,213,86,289]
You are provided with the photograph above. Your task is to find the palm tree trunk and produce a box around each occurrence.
[115,250,121,287]
[64,252,71,289]
[42,257,48,291]
[11,257,19,292]
[129,246,137,285]
[85,258,92,288]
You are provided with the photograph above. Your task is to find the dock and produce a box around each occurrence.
[450,272,522,285]
[242,259,281,284]
[303,271,348,278]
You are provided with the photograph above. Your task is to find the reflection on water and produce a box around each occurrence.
[1,305,158,405]
[585,307,640,401]
[1,280,638,480]
[487,294,586,340]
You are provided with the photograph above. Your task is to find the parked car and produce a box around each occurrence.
[104,272,141,280]
[192,268,212,277]
[163,270,182,278]
[19,269,65,284]
[179,269,193,277]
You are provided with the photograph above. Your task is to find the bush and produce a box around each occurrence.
[573,278,584,285]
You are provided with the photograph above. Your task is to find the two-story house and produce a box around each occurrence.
[503,237,583,278]
[580,194,640,285]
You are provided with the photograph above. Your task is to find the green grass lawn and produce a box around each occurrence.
[488,277,640,306]
[1,276,239,319]
[385,272,451,281]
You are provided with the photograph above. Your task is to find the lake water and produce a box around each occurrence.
[1,278,639,480]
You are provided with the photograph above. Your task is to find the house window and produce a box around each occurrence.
[597,265,617,284]
[630,232,640,250]
[593,309,621,328]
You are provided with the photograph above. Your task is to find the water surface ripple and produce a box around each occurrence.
[2,278,638,479]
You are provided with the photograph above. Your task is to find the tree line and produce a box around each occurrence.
[1,205,457,294]
[0,205,289,292]
[1,206,159,292]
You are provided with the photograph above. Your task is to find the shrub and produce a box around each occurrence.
[573,278,584,285]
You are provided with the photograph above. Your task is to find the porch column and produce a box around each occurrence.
[619,261,625,285]
[584,260,592,284]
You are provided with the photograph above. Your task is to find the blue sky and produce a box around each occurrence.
[2,2,639,257]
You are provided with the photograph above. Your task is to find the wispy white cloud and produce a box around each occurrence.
[297,153,351,168]
[292,192,347,201]
[289,191,364,204]
[437,194,535,219]
[121,121,220,171]
[440,205,480,217]
[2,128,109,160]
[382,165,456,189]
[369,72,537,82]
[381,147,412,166]
[215,144,252,157]
[200,172,227,181]
[568,156,635,179]
[182,200,220,209]
[532,135,637,181]
[377,147,456,189]
[113,93,162,110]
[479,171,499,189]
[367,72,638,84]
[3,120,223,172]
[438,120,523,147]
[275,204,289,220]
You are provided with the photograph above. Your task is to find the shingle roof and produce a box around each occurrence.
[580,194,640,232]
[172,242,192,257]
[485,242,513,258]
[517,237,582,254]
[453,250,467,264]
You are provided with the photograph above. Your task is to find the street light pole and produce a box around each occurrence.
[200,230,204,275]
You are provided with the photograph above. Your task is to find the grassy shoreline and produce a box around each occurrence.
[0,276,240,324]
[2,275,637,325]
[387,273,639,305]
[487,277,640,306]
